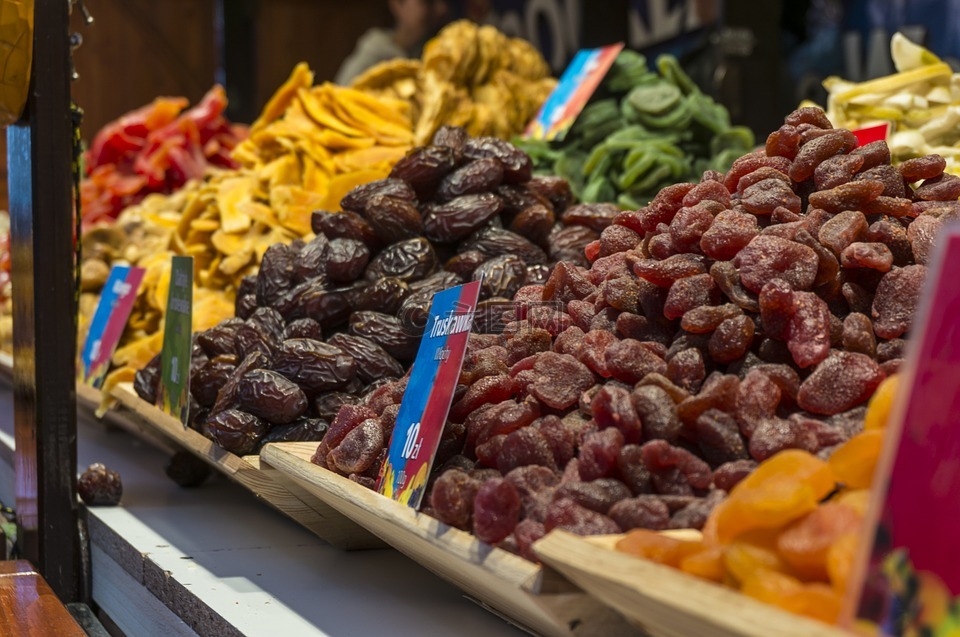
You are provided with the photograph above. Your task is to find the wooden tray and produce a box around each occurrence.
[110,383,383,550]
[260,441,643,637]
[533,530,854,637]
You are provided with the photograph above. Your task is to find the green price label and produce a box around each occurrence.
[158,256,193,427]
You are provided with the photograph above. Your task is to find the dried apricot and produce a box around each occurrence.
[615,529,702,568]
[864,374,900,430]
[828,430,883,489]
[776,502,862,581]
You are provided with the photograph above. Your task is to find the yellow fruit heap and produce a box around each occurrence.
[353,19,556,146]
[82,63,415,395]
[824,33,960,174]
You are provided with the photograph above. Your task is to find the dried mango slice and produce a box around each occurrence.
[251,62,314,133]
[299,87,366,138]
[216,175,255,233]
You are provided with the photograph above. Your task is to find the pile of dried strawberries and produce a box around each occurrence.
[318,106,946,562]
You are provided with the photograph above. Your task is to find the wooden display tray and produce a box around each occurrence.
[533,530,854,637]
[260,441,643,637]
[109,383,383,550]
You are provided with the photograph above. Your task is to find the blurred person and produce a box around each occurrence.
[336,0,433,85]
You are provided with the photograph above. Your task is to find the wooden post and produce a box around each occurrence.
[7,0,79,602]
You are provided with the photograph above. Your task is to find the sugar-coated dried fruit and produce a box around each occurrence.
[608,496,670,531]
[666,348,706,394]
[789,129,856,182]
[709,315,755,364]
[329,418,384,474]
[915,173,960,201]
[664,274,720,319]
[473,478,522,544]
[545,497,621,535]
[797,351,885,415]
[850,140,890,170]
[578,428,625,481]
[604,338,668,384]
[818,210,868,257]
[736,236,818,293]
[813,154,864,190]
[741,178,801,216]
[497,427,557,474]
[527,352,595,410]
[713,459,758,491]
[699,210,759,261]
[807,179,884,213]
[553,479,631,515]
[840,242,893,272]
[430,470,480,530]
[872,265,925,339]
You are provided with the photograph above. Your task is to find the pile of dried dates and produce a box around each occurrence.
[314,107,944,562]
[135,127,604,457]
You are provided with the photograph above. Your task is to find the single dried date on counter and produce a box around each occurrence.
[78,463,123,506]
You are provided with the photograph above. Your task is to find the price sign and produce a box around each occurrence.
[524,42,625,142]
[378,281,482,508]
[78,265,145,388]
[157,256,193,427]
[846,225,960,635]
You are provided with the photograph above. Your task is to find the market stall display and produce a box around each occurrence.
[825,33,960,172]
[516,51,755,209]
[132,127,583,458]
[566,375,900,633]
[296,105,934,564]
[353,20,556,145]
[80,64,417,392]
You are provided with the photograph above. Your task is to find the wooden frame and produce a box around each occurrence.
[108,383,382,549]
[260,441,643,637]
[534,531,854,637]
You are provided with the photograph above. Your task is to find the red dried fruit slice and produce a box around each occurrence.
[765,125,801,160]
[785,107,833,129]
[736,235,819,292]
[872,265,926,339]
[840,242,894,272]
[664,274,721,319]
[899,154,946,182]
[807,179,884,213]
[813,154,864,191]
[741,179,802,216]
[797,351,885,415]
[633,253,709,287]
[818,210,868,256]
[850,140,890,170]
[915,173,960,201]
[789,130,857,182]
